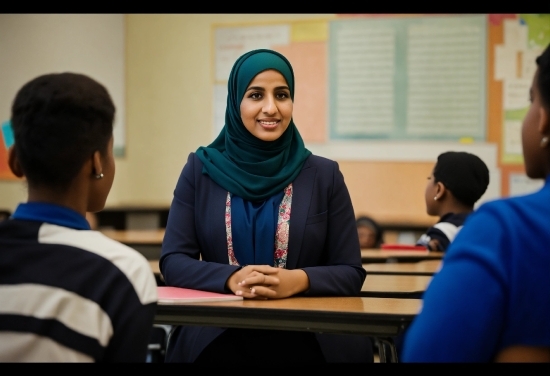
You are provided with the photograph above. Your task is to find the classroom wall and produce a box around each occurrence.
[0,14,126,210]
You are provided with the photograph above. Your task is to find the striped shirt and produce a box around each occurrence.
[0,202,157,362]
[416,212,470,252]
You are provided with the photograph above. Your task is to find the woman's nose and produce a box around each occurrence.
[262,96,277,115]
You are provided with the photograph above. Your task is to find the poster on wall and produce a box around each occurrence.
[494,14,550,164]
[329,14,487,141]
[0,120,17,180]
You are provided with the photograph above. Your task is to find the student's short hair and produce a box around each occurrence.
[536,44,550,111]
[11,72,115,189]
[433,151,489,207]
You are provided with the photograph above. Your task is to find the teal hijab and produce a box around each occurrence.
[196,49,311,202]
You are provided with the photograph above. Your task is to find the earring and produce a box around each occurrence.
[95,173,104,179]
[541,136,549,148]
[434,196,438,201]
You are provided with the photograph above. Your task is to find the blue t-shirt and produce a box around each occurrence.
[401,175,550,362]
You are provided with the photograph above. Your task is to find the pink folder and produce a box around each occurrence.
[157,286,243,305]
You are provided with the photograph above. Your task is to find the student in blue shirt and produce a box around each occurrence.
[0,73,158,362]
[402,43,550,362]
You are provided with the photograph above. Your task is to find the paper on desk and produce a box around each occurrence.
[157,286,243,305]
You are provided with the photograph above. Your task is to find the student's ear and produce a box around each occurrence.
[435,182,448,201]
[91,150,103,178]
[7,146,24,178]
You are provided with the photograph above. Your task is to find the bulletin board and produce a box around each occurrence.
[0,120,16,180]
[329,15,487,141]
[487,14,550,196]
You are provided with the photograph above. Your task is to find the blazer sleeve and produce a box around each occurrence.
[159,153,240,293]
[299,158,367,296]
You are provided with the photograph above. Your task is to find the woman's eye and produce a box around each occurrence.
[249,93,261,100]
[276,92,289,99]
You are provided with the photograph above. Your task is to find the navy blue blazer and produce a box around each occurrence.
[160,152,367,362]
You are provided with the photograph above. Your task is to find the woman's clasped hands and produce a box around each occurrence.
[226,265,309,299]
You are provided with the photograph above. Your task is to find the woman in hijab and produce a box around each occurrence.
[160,49,369,363]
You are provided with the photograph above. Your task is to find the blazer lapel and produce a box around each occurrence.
[287,158,316,269]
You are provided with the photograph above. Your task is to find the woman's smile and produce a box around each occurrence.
[258,118,280,130]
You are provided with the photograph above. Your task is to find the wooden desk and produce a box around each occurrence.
[361,274,432,299]
[149,260,165,286]
[100,229,165,245]
[361,249,443,263]
[97,204,170,230]
[363,260,442,276]
[154,296,421,362]
[149,260,160,275]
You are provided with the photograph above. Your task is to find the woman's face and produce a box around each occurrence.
[240,69,293,142]
[522,68,548,179]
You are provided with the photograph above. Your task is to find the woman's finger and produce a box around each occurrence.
[248,285,278,299]
[239,274,279,287]
[246,265,279,275]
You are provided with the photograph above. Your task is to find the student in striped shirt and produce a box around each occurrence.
[0,73,157,362]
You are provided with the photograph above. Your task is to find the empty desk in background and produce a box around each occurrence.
[96,205,170,230]
[361,274,433,299]
[361,249,443,263]
[100,229,165,260]
[154,295,421,363]
[363,260,442,276]
[149,260,160,275]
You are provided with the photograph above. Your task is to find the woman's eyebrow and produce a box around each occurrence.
[245,86,290,92]
[245,86,265,92]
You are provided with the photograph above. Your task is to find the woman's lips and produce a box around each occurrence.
[258,120,279,130]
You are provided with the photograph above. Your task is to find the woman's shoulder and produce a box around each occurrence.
[182,151,204,171]
[304,154,338,169]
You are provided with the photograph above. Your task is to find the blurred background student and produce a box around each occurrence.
[416,151,489,252]
[402,43,550,362]
[356,215,384,249]
[0,73,157,362]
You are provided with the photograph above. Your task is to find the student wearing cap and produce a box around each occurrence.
[416,151,490,252]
